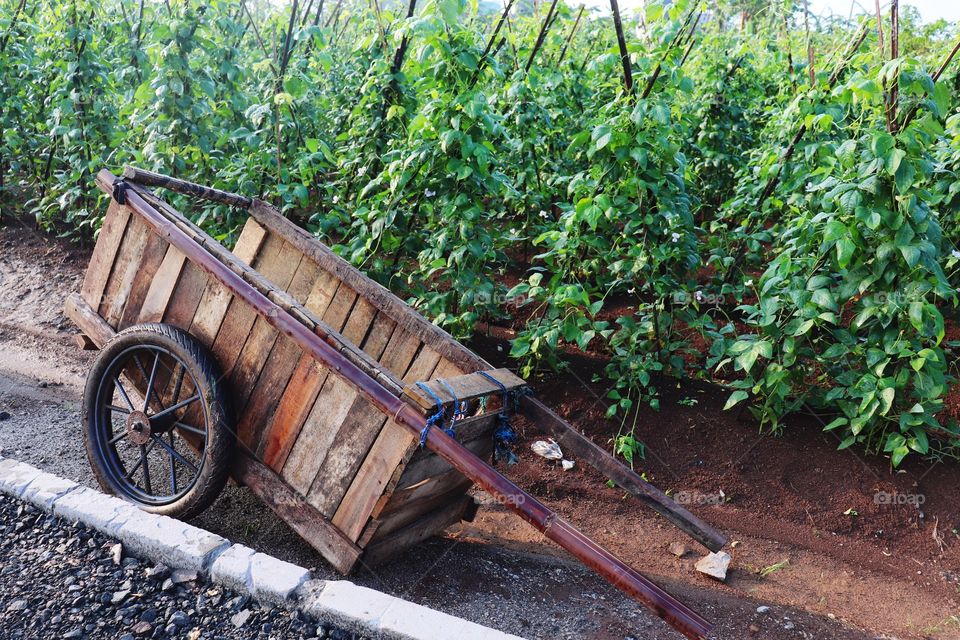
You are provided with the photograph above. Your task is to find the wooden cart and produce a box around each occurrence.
[65,167,727,640]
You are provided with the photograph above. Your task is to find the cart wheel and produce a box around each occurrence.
[83,323,233,520]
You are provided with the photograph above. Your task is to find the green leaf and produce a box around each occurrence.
[724,390,749,410]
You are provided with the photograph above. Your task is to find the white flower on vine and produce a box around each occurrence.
[357,166,367,176]
[539,210,549,219]
[952,249,960,259]
[695,291,704,302]
[332,195,339,204]
[671,232,681,243]
[424,188,436,198]
[745,279,754,287]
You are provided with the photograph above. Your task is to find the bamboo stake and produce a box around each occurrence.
[469,0,515,86]
[525,0,560,73]
[557,4,584,64]
[887,0,899,133]
[610,0,633,93]
[804,0,815,85]
[900,36,960,130]
[0,0,28,54]
[640,5,699,100]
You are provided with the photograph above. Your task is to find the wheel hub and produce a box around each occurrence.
[126,411,153,446]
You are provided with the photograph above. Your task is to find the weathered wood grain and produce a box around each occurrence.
[99,215,151,329]
[138,246,186,323]
[80,200,131,311]
[361,497,474,568]
[162,260,209,329]
[258,357,330,469]
[117,228,169,330]
[190,217,267,345]
[233,454,361,575]
[402,368,526,413]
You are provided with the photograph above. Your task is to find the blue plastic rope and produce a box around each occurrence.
[437,379,467,423]
[415,381,446,447]
[477,371,518,464]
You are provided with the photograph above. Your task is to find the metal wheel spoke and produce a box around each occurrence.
[114,378,135,411]
[150,395,200,421]
[152,434,199,474]
[107,404,131,415]
[140,444,153,494]
[124,440,155,480]
[109,430,127,446]
[143,352,160,413]
[168,432,178,495]
[173,421,207,439]
[170,363,185,406]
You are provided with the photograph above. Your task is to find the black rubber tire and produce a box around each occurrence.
[82,323,233,520]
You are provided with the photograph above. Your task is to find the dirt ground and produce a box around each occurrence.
[1,220,958,640]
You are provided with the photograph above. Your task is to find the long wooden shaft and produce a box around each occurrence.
[123,166,252,208]
[95,169,713,640]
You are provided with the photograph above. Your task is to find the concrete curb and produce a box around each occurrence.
[0,456,524,640]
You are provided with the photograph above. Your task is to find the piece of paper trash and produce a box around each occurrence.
[531,438,563,460]
[561,459,575,471]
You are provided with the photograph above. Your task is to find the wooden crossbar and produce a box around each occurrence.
[402,368,526,413]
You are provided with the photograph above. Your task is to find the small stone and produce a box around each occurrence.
[695,551,731,581]
[161,579,174,592]
[165,624,177,635]
[749,624,760,633]
[668,542,691,558]
[131,621,152,636]
[146,564,170,581]
[140,609,158,623]
[187,630,201,640]
[170,569,197,584]
[756,606,771,614]
[7,600,28,611]
[119,635,135,640]
[112,590,130,605]
[111,543,123,565]
[231,610,251,628]
[63,630,82,639]
[0,411,11,421]
[783,621,795,630]
[169,611,189,627]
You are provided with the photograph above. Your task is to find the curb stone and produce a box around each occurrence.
[0,456,525,640]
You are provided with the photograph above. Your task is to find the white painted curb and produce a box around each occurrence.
[0,456,525,640]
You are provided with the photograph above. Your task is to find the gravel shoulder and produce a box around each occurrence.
[0,494,354,640]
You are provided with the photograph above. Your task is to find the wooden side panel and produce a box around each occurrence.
[117,230,169,330]
[162,261,209,329]
[361,497,474,568]
[99,215,150,329]
[191,218,268,345]
[329,346,442,540]
[138,246,186,323]
[81,200,131,310]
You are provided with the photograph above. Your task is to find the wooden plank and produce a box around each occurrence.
[99,215,151,329]
[341,297,376,346]
[162,260,209,329]
[117,229,169,330]
[81,200,131,310]
[304,269,340,317]
[249,201,489,375]
[360,312,396,360]
[402,368,526,413]
[233,454,362,575]
[190,217,268,345]
[329,347,442,541]
[376,466,473,520]
[258,356,330,469]
[372,481,475,539]
[396,437,493,491]
[280,375,358,495]
[229,240,304,413]
[404,414,498,465]
[64,293,116,349]
[361,497,474,568]
[138,246,186,323]
[320,282,358,333]
[237,335,303,449]
[285,258,321,305]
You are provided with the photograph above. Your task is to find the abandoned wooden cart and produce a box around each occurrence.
[64,166,728,640]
